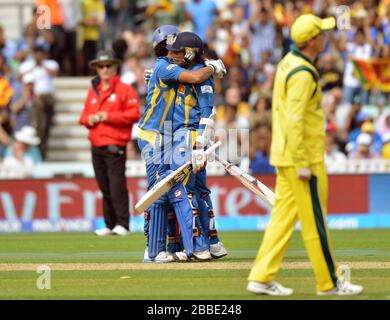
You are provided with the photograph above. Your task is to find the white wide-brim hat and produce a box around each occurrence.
[14,126,41,146]
[22,72,35,84]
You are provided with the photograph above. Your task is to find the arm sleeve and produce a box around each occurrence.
[106,85,141,126]
[195,78,214,133]
[285,71,316,169]
[158,63,184,83]
[79,89,93,129]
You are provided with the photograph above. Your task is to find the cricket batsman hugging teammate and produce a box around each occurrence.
[136,25,228,263]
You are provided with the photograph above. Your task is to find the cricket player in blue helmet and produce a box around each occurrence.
[139,25,227,262]
[165,31,228,260]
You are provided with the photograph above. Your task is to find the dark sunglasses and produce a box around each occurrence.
[97,64,113,69]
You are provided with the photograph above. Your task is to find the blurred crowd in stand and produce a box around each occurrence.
[1,0,390,175]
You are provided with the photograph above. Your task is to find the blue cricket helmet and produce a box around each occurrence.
[165,31,204,55]
[152,25,180,46]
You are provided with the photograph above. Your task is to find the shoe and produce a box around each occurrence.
[143,247,153,263]
[112,225,130,236]
[173,250,189,262]
[317,282,364,296]
[193,249,212,261]
[154,251,175,263]
[95,227,113,236]
[247,281,294,296]
[210,241,228,259]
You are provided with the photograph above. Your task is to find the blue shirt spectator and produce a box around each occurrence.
[185,0,217,41]
[3,126,42,167]
[249,150,275,175]
[0,25,18,66]
[10,73,35,131]
[249,8,275,67]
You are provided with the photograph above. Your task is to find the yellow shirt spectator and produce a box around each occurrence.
[81,0,105,41]
[0,77,13,108]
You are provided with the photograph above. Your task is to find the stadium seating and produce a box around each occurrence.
[48,77,90,161]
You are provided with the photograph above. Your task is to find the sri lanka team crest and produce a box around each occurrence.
[174,190,182,198]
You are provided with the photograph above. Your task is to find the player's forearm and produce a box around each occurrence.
[178,67,213,84]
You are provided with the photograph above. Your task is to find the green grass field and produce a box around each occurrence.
[0,230,389,300]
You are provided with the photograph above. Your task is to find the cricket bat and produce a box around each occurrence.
[214,154,275,206]
[135,141,222,214]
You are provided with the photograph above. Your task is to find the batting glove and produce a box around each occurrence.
[205,59,227,79]
[192,144,207,174]
[143,68,153,83]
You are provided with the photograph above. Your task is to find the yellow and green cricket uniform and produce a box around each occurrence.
[248,45,338,292]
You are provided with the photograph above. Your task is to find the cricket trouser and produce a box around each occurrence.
[167,129,209,253]
[137,129,195,258]
[248,161,338,292]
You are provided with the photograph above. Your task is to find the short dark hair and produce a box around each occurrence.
[33,45,47,53]
[355,27,365,36]
[154,40,168,57]
[112,38,128,61]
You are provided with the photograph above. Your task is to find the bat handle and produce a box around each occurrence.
[204,140,222,157]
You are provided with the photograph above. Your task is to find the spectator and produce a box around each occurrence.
[342,103,368,142]
[377,111,390,141]
[0,58,13,110]
[249,6,276,67]
[231,4,249,47]
[221,63,250,102]
[2,126,42,173]
[146,0,186,28]
[215,101,249,165]
[0,123,9,160]
[18,45,59,159]
[0,56,13,137]
[10,73,36,131]
[15,9,52,69]
[216,86,250,124]
[325,124,347,167]
[59,0,82,76]
[348,132,381,159]
[318,54,343,93]
[348,120,383,154]
[105,0,136,41]
[251,50,275,89]
[340,27,372,105]
[0,25,18,67]
[81,0,105,75]
[382,133,390,159]
[380,4,390,57]
[35,0,67,73]
[185,0,218,41]
[249,122,275,174]
[251,96,272,127]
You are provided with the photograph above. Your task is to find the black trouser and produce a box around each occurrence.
[49,25,66,73]
[30,94,55,159]
[64,30,78,76]
[83,40,98,75]
[92,145,129,230]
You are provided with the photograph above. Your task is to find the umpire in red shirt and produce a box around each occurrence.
[79,50,140,236]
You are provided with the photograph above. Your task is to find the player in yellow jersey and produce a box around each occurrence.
[247,14,364,296]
